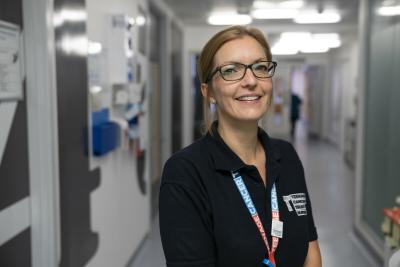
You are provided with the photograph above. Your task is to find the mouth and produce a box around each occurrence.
[235,95,262,101]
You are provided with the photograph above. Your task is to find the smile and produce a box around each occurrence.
[235,95,261,101]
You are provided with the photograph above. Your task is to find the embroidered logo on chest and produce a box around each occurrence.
[282,193,307,216]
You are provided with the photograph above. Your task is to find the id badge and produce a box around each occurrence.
[271,219,283,238]
[262,258,275,267]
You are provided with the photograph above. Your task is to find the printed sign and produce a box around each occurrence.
[0,21,22,101]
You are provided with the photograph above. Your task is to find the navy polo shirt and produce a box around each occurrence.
[159,122,318,267]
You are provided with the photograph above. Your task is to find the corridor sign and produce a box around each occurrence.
[0,20,22,101]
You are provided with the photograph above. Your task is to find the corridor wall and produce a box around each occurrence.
[1,0,183,266]
[83,0,182,266]
[0,2,31,266]
[84,0,150,266]
[356,0,400,260]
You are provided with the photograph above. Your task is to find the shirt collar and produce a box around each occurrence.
[205,121,282,174]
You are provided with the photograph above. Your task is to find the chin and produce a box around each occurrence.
[234,113,266,123]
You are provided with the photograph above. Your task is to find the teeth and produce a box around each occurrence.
[237,95,260,101]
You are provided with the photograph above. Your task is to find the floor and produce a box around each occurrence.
[129,122,376,267]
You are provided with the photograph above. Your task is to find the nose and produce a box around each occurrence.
[240,67,257,87]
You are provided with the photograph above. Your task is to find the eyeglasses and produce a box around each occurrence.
[206,61,277,83]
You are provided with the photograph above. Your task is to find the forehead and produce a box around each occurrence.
[214,36,266,65]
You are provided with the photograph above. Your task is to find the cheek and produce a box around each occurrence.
[265,80,273,92]
[212,84,234,102]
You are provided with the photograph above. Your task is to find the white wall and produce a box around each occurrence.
[85,0,183,265]
[324,39,359,151]
[86,1,150,266]
[182,26,226,146]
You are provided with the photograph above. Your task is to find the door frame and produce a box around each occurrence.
[23,0,60,266]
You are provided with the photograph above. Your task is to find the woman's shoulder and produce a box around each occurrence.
[168,135,210,164]
[268,137,302,163]
[269,137,294,150]
[162,135,211,184]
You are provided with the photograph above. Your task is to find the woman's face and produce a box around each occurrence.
[204,36,273,126]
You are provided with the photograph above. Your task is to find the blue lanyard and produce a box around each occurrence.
[232,171,280,267]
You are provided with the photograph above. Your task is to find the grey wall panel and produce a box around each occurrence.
[362,0,400,238]
[53,1,101,266]
[0,0,22,25]
[0,228,31,267]
[0,100,29,211]
[0,0,31,265]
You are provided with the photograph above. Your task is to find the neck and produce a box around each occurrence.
[217,119,260,165]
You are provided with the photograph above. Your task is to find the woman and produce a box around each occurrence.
[159,25,322,267]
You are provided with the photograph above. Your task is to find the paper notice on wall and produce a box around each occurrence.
[0,21,22,101]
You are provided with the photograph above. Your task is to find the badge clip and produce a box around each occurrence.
[262,258,275,267]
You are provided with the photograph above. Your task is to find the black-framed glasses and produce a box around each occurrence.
[206,61,277,83]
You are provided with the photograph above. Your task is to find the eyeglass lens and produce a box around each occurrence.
[219,61,276,81]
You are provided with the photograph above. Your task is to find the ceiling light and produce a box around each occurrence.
[280,1,304,9]
[253,0,304,9]
[312,33,341,48]
[53,9,87,27]
[299,44,330,53]
[251,8,299,19]
[208,12,252,25]
[58,35,88,56]
[272,42,299,55]
[280,32,312,41]
[272,31,342,55]
[253,1,275,9]
[377,5,400,16]
[294,10,341,24]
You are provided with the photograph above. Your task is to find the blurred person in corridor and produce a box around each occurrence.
[290,92,303,139]
[159,25,322,267]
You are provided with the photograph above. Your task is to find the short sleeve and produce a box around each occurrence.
[285,141,318,242]
[305,188,318,241]
[159,157,216,267]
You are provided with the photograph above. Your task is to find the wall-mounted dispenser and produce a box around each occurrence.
[91,108,120,156]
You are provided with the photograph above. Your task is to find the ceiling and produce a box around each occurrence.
[162,0,360,26]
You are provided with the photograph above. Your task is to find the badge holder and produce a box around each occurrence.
[262,258,275,267]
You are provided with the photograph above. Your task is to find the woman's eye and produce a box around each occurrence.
[221,65,238,75]
[254,63,268,72]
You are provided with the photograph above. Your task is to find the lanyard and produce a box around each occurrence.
[231,171,282,267]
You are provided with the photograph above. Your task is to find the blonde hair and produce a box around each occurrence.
[197,25,272,134]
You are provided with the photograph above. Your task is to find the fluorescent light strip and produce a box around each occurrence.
[251,8,299,19]
[253,0,304,9]
[253,1,275,9]
[280,0,304,9]
[299,46,329,53]
[272,42,298,55]
[377,5,400,16]
[280,32,312,41]
[208,13,252,25]
[294,11,341,24]
[272,32,342,55]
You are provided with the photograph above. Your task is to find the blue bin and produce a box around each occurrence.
[92,121,120,156]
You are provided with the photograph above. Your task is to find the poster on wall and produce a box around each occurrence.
[0,20,23,101]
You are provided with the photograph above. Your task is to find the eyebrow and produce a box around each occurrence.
[218,57,268,66]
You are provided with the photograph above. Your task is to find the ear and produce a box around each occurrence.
[200,83,209,99]
[201,83,216,104]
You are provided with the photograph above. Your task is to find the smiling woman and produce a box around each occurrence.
[159,25,322,267]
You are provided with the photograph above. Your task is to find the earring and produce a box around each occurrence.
[210,99,216,104]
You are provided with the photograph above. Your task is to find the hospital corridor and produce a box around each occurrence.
[0,0,399,267]
[129,122,375,267]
